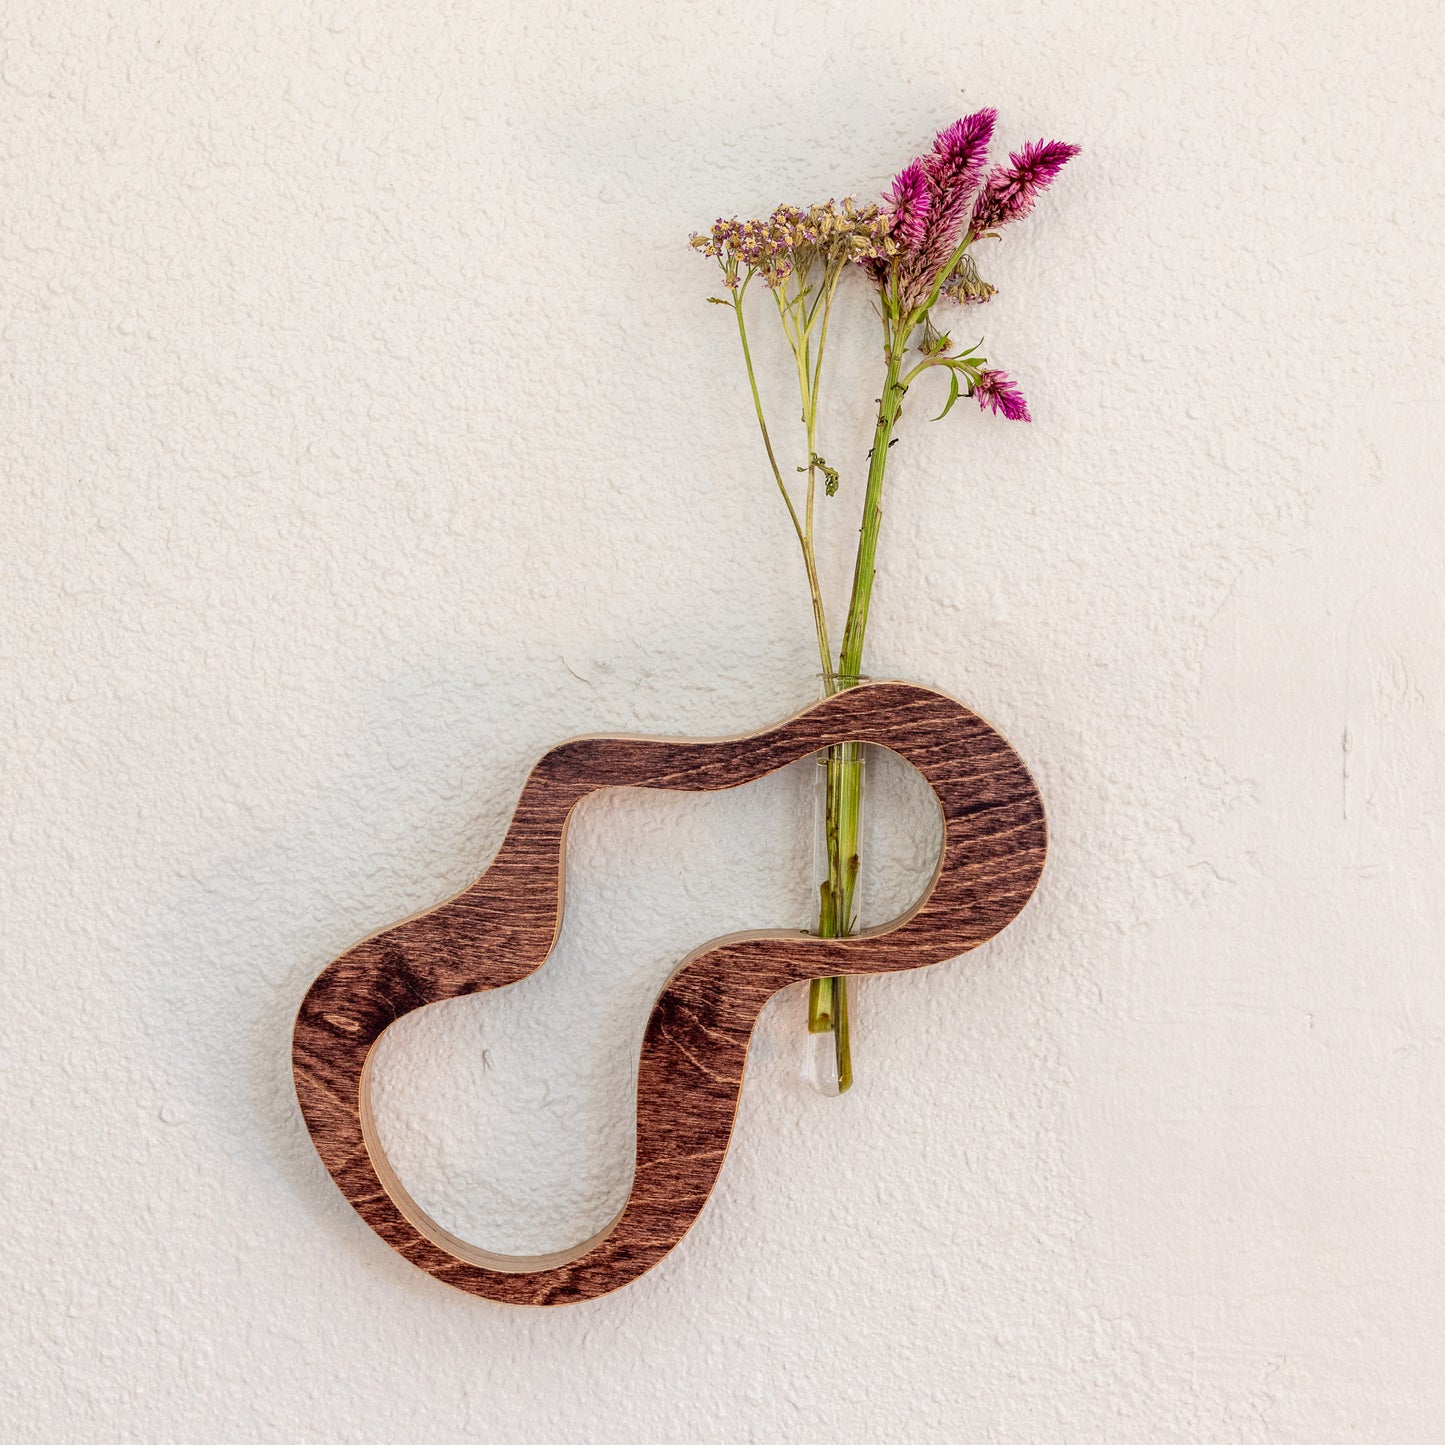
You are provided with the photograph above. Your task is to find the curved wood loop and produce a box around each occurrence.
[293,681,1047,1304]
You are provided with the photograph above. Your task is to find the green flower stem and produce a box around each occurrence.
[730,264,924,1095]
[731,289,834,684]
[807,740,862,1092]
[807,303,914,1091]
[910,230,976,326]
[838,314,910,679]
[801,267,845,561]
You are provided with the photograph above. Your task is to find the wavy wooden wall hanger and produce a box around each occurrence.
[292,680,1047,1305]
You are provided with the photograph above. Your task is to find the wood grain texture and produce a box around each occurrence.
[292,681,1047,1305]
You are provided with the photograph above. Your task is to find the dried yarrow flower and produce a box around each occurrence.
[691,198,895,291]
[940,251,997,306]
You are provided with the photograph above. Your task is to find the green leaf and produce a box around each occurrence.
[933,368,961,421]
[706,296,730,305]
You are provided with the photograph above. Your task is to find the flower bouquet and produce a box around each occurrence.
[692,109,1078,1092]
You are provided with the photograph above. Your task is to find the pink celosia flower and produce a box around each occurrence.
[883,161,931,250]
[882,109,997,309]
[974,368,1031,421]
[970,139,1081,233]
[919,109,997,271]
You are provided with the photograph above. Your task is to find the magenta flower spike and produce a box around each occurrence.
[970,139,1081,233]
[884,161,931,251]
[885,108,997,310]
[919,108,997,270]
[974,368,1032,422]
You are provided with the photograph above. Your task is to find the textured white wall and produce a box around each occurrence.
[4,2,1443,1441]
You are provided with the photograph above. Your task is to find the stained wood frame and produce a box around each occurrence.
[293,680,1047,1305]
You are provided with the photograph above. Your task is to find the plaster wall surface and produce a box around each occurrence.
[3,3,1443,1441]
